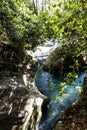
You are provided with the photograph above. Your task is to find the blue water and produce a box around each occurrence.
[35,67,86,130]
[34,38,86,130]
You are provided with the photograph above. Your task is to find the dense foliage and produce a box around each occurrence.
[0,0,47,50]
[45,0,87,51]
[42,0,87,77]
[0,0,87,71]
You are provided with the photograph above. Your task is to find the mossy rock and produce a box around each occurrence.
[43,45,86,76]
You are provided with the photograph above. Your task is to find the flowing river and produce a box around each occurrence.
[35,68,86,130]
[30,39,86,130]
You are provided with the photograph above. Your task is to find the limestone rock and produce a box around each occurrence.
[0,70,49,130]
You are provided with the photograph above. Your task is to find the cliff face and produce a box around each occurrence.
[0,43,49,130]
[52,76,87,130]
[0,74,49,130]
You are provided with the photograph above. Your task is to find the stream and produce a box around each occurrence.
[30,39,86,130]
[35,69,86,130]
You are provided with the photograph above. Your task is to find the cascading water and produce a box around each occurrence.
[32,39,86,130]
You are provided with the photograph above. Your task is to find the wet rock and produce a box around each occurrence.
[52,120,64,130]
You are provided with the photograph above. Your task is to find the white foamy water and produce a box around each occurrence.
[26,39,60,61]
